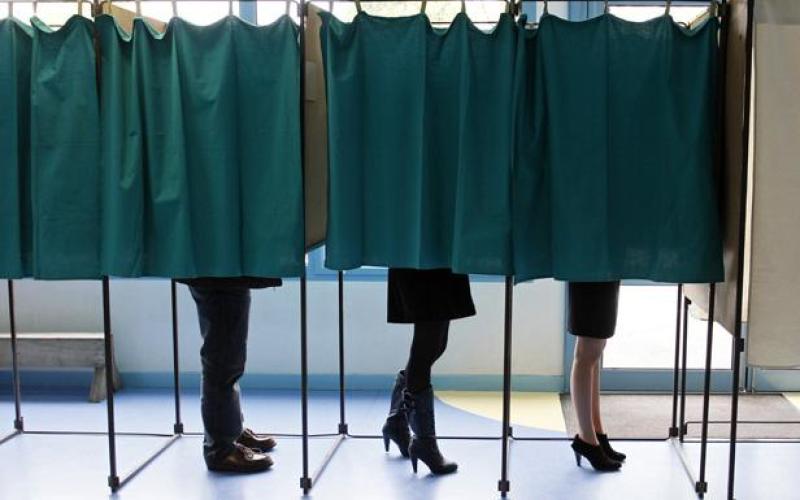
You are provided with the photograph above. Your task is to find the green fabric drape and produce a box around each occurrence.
[320,12,516,275]
[512,14,724,283]
[0,19,32,278]
[0,16,101,280]
[98,15,304,279]
[31,16,102,279]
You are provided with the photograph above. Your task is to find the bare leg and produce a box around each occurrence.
[571,337,606,445]
[591,359,605,435]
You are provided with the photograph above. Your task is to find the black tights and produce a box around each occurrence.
[405,321,450,393]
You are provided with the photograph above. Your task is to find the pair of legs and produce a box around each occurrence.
[384,268,475,474]
[568,281,625,471]
[188,284,276,472]
[571,337,606,445]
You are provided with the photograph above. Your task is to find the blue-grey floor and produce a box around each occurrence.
[0,389,794,499]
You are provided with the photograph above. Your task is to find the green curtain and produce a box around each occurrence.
[512,14,724,283]
[0,16,102,280]
[97,15,304,279]
[0,19,32,278]
[320,11,516,275]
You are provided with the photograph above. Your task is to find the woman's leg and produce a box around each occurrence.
[591,360,604,435]
[382,320,450,457]
[405,321,450,393]
[571,337,606,446]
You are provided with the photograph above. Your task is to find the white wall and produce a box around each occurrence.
[0,278,565,386]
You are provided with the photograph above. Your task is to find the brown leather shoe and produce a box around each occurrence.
[207,443,273,473]
[236,428,277,452]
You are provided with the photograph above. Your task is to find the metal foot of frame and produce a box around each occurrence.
[338,423,349,434]
[498,479,510,494]
[173,423,184,434]
[695,481,708,495]
[669,426,680,438]
[14,418,24,431]
[108,475,121,491]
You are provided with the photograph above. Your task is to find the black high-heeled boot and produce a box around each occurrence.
[406,386,457,475]
[382,370,411,457]
[597,433,626,462]
[571,435,621,472]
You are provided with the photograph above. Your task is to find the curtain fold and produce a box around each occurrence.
[513,13,724,283]
[320,11,517,275]
[0,19,33,278]
[98,15,304,279]
[30,16,101,279]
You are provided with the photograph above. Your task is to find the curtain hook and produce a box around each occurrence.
[420,0,427,15]
[286,0,291,16]
[604,0,609,15]
[354,0,361,14]
[461,0,466,14]
[665,0,671,16]
[543,0,548,15]
[228,0,233,16]
[32,0,37,15]
[171,0,177,17]
[9,0,13,17]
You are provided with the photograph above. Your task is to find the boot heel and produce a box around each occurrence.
[411,456,418,474]
[383,435,390,452]
[574,451,581,467]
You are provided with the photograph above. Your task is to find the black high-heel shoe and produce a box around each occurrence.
[597,433,626,462]
[571,435,621,472]
[382,371,411,457]
[406,387,457,475]
[409,437,457,475]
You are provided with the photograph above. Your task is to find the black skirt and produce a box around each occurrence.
[568,281,621,339]
[387,268,476,324]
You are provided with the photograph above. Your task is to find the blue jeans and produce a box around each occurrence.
[189,285,251,465]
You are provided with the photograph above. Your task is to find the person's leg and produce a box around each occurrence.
[570,336,620,471]
[189,286,251,466]
[591,358,604,435]
[591,357,626,462]
[404,320,457,474]
[405,321,450,393]
[571,337,606,446]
